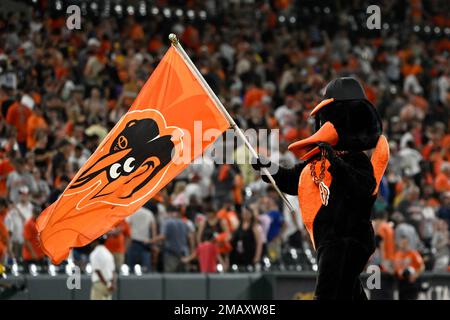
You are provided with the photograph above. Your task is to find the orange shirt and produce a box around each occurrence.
[393,249,424,278]
[217,209,238,233]
[105,220,131,254]
[243,88,265,108]
[6,103,31,143]
[27,113,48,149]
[0,217,8,259]
[0,158,14,197]
[378,222,396,260]
[22,217,45,261]
[434,173,450,193]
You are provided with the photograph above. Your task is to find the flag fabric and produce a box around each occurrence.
[37,46,230,264]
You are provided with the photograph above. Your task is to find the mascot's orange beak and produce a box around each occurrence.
[288,121,339,160]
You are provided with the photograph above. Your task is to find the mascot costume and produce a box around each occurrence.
[253,77,389,299]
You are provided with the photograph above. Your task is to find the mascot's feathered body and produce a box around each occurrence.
[255,78,390,299]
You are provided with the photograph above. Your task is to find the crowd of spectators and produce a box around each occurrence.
[0,0,449,284]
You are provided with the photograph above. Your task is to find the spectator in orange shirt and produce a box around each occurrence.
[372,210,396,272]
[0,198,9,262]
[105,220,131,271]
[0,151,14,198]
[22,205,46,271]
[393,235,425,300]
[435,162,450,193]
[26,104,48,150]
[6,95,33,156]
[243,84,265,108]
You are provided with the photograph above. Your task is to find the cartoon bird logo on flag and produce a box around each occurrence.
[66,109,183,208]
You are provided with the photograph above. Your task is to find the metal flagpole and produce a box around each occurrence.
[168,33,296,215]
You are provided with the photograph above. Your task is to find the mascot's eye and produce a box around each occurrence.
[123,157,135,173]
[109,163,122,179]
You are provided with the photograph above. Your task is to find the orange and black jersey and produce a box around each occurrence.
[263,151,376,253]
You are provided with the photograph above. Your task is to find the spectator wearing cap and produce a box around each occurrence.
[22,205,46,271]
[89,235,116,300]
[4,186,32,260]
[6,95,33,156]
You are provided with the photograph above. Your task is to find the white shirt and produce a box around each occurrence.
[5,202,33,243]
[89,245,115,284]
[398,147,423,176]
[127,207,155,243]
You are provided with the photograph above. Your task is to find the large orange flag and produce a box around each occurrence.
[37,46,230,264]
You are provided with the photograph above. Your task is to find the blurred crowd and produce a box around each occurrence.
[0,0,449,287]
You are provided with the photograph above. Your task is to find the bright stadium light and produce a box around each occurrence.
[199,10,207,20]
[413,25,420,32]
[434,26,441,34]
[231,264,238,272]
[114,4,123,15]
[29,264,38,276]
[55,0,62,11]
[324,6,331,14]
[445,27,450,35]
[217,264,224,273]
[186,9,195,19]
[424,25,431,33]
[290,248,298,259]
[151,7,159,15]
[85,263,93,274]
[175,9,183,17]
[289,16,296,24]
[90,2,98,11]
[163,8,171,18]
[48,264,57,276]
[127,5,135,15]
[12,261,19,276]
[278,15,286,23]
[120,264,130,276]
[134,264,142,276]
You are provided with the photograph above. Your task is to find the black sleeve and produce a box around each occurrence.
[261,162,306,196]
[327,152,376,197]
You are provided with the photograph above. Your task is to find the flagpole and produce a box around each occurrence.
[168,33,296,215]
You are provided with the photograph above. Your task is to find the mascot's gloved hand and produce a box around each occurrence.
[251,154,304,196]
[317,142,341,165]
[317,142,347,170]
[251,154,279,176]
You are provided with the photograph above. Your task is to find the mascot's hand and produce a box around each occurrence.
[317,142,338,162]
[251,154,272,171]
[251,154,279,176]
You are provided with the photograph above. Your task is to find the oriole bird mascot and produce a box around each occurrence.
[253,77,390,299]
